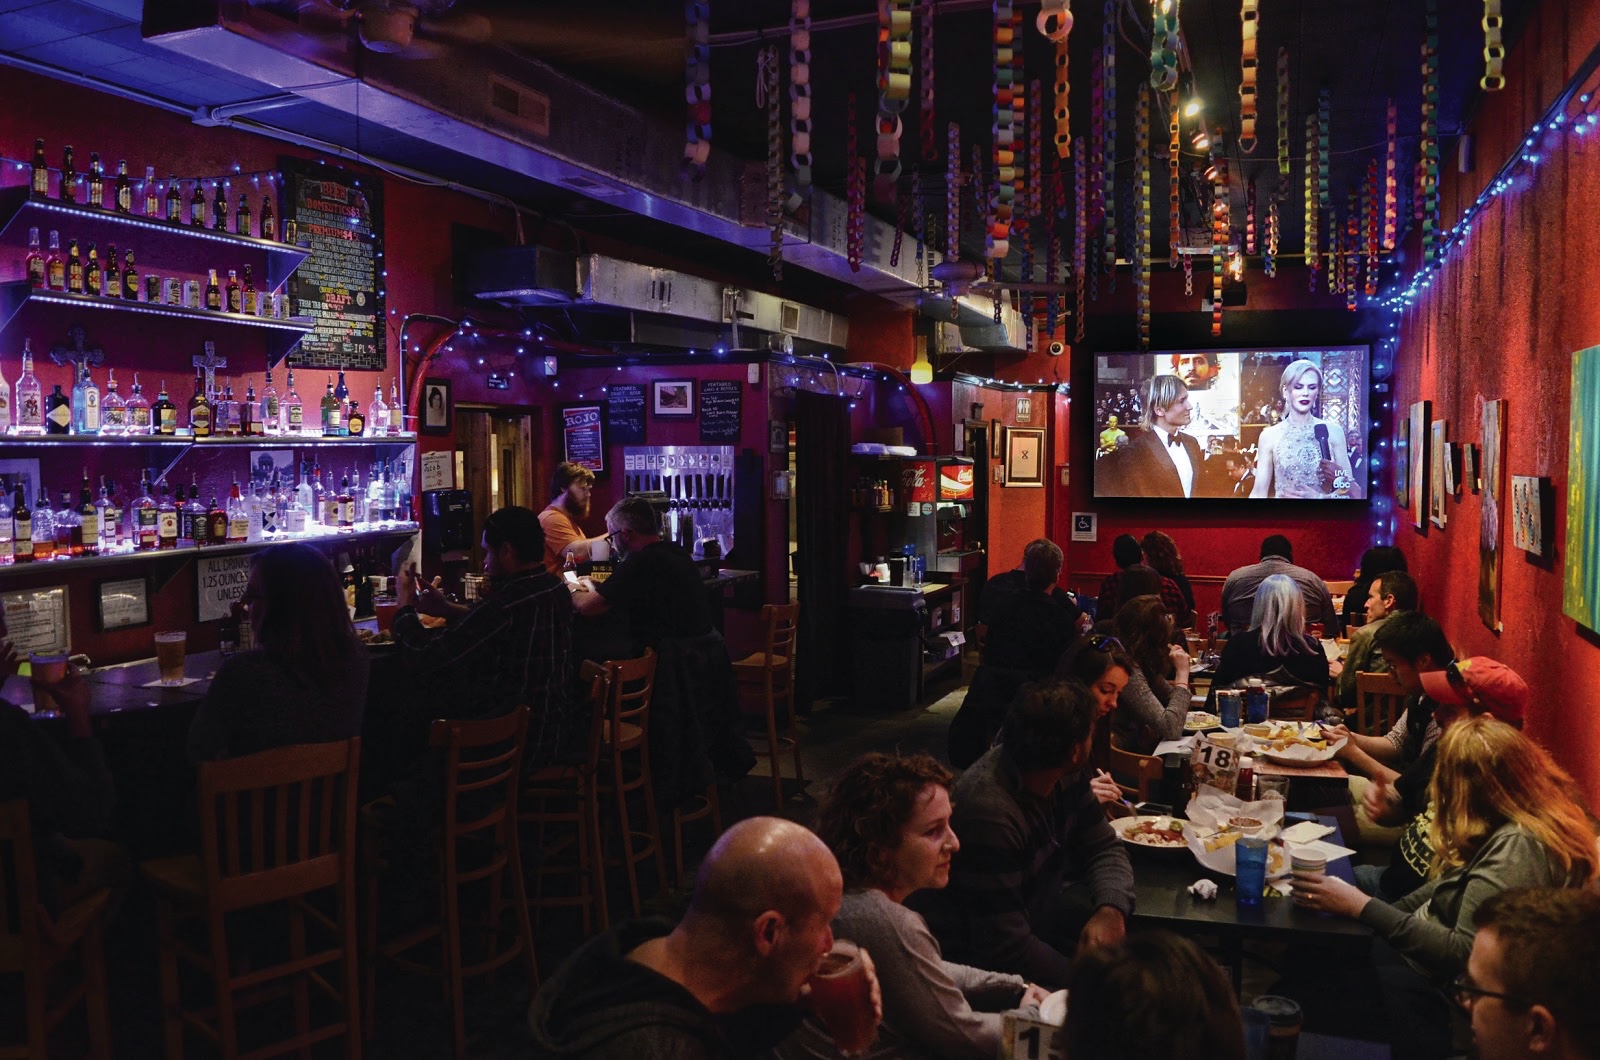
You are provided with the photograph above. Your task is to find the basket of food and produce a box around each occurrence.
[1183,785,1288,877]
[1184,710,1222,733]
[1242,721,1347,765]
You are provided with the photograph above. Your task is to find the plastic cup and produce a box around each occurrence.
[1245,687,1270,724]
[1242,1007,1271,1060]
[154,631,187,685]
[28,652,69,714]
[806,940,877,1055]
[1235,837,1269,908]
[1217,690,1242,729]
[1249,995,1303,1059]
[1257,775,1291,802]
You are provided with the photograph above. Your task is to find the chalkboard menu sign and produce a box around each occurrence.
[562,404,606,473]
[699,380,742,443]
[607,384,646,444]
[280,157,386,371]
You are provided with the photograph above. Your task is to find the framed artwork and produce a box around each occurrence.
[1409,401,1430,528]
[1003,427,1047,487]
[420,378,452,435]
[652,380,695,417]
[990,419,1004,459]
[1564,345,1600,629]
[1430,419,1448,529]
[1444,442,1460,496]
[1395,418,1410,509]
[1511,475,1548,556]
[1478,400,1507,632]
[96,577,151,632]
[1464,443,1480,493]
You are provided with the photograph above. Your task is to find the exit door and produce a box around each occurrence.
[456,408,537,570]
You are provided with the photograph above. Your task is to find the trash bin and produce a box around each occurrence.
[849,586,927,711]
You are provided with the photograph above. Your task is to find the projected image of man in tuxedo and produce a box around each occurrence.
[1110,375,1205,498]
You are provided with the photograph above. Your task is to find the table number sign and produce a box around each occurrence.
[1001,1013,1064,1060]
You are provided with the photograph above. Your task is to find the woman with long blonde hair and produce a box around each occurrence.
[1250,358,1362,499]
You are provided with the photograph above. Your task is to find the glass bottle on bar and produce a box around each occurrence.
[13,482,32,563]
[55,489,80,557]
[206,493,225,547]
[241,383,260,436]
[282,369,303,435]
[18,344,43,435]
[259,193,275,241]
[205,269,221,312]
[235,194,251,237]
[77,473,99,557]
[0,482,12,565]
[165,174,182,223]
[153,379,177,436]
[0,359,9,436]
[211,186,228,230]
[126,373,151,435]
[84,243,101,297]
[225,481,249,543]
[180,480,203,547]
[347,396,365,437]
[25,228,44,289]
[188,181,206,227]
[298,460,317,523]
[70,364,100,435]
[320,467,339,527]
[31,488,55,561]
[219,379,240,436]
[240,265,257,315]
[187,371,213,438]
[333,369,349,406]
[337,471,355,532]
[45,231,63,290]
[285,471,307,534]
[59,145,75,203]
[262,368,281,435]
[100,369,125,435]
[133,472,157,551]
[66,239,83,294]
[321,376,342,437]
[87,153,104,209]
[389,378,403,434]
[156,481,179,550]
[369,383,388,437]
[143,165,158,217]
[44,384,71,435]
[122,249,138,300]
[225,269,241,313]
[101,480,122,552]
[104,245,119,299]
[31,139,49,197]
[114,160,132,213]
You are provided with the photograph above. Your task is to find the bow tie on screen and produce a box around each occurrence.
[1167,434,1182,448]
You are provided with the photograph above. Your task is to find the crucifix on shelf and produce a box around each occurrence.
[48,325,106,380]
[193,341,226,398]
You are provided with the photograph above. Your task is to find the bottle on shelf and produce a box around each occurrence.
[0,357,9,436]
[16,342,42,435]
[157,482,179,550]
[206,493,225,546]
[211,187,228,230]
[122,249,138,300]
[241,265,257,315]
[321,377,343,437]
[205,268,222,311]
[54,489,80,557]
[126,373,151,435]
[0,483,12,565]
[13,482,32,564]
[259,193,275,241]
[225,481,249,543]
[153,379,177,436]
[333,369,349,406]
[143,165,158,217]
[31,139,49,197]
[101,480,123,552]
[388,378,403,433]
[226,269,241,313]
[70,365,100,435]
[347,397,365,437]
[87,153,104,209]
[285,473,307,533]
[186,372,212,438]
[25,227,44,289]
[32,488,56,562]
[77,473,99,557]
[219,379,241,436]
[319,467,339,527]
[104,244,120,299]
[44,384,71,435]
[66,239,83,294]
[180,480,203,547]
[100,369,125,435]
[130,473,154,551]
[188,180,206,227]
[84,243,102,297]
[165,175,182,223]
[381,464,399,525]
[59,145,76,204]
[235,195,251,238]
[45,231,63,291]
[337,472,355,532]
[114,160,132,213]
[245,482,265,542]
[241,383,260,436]
[260,477,279,537]
[282,369,303,435]
[297,460,317,521]
[367,384,388,437]
[262,368,281,435]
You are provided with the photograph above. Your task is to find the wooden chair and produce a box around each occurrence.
[0,800,112,1060]
[142,738,362,1060]
[669,785,723,890]
[1108,743,1164,803]
[1356,671,1409,736]
[523,662,611,936]
[593,651,669,917]
[732,601,803,810]
[365,708,537,1060]
[1326,579,1356,597]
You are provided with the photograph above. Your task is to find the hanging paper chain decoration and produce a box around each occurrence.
[1029,80,1045,220]
[972,142,987,224]
[875,0,913,202]
[1102,0,1118,290]
[1238,0,1259,153]
[1210,128,1227,336]
[1482,0,1505,91]
[1318,88,1331,290]
[1365,157,1380,296]
[920,0,937,161]
[1040,0,1072,159]
[1326,211,1339,295]
[1182,245,1194,294]
[1088,47,1104,301]
[1135,84,1152,351]
[1421,0,1442,266]
[762,48,784,281]
[1265,190,1279,277]
[1046,230,1061,336]
[1150,0,1179,91]
[1305,113,1319,293]
[913,171,926,286]
[1011,9,1026,237]
[987,1,1015,261]
[789,1,813,194]
[1276,48,1290,179]
[847,92,866,272]
[1020,223,1035,349]
[1168,90,1182,265]
[1073,135,1087,343]
[1383,99,1398,249]
[946,122,962,260]
[683,1,711,181]
[1345,192,1359,311]
[891,188,908,267]
[1246,182,1257,254]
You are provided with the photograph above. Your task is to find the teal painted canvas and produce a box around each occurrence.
[1564,346,1600,630]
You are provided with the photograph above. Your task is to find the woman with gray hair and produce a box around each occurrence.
[1204,573,1329,711]
[1250,358,1361,499]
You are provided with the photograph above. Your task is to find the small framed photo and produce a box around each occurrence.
[653,379,695,417]
[421,378,452,435]
[1003,427,1047,488]
[990,419,1004,459]
[96,577,151,633]
[1511,475,1550,555]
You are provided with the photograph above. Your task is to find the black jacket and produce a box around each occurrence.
[1105,428,1205,498]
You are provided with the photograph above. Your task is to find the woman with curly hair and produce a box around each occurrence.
[1139,531,1195,623]
[1108,596,1191,754]
[775,753,1048,1059]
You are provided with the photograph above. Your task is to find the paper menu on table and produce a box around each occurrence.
[1278,820,1336,844]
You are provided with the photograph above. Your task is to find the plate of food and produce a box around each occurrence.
[1245,721,1347,765]
[1184,710,1222,732]
[1187,828,1290,877]
[1111,815,1190,852]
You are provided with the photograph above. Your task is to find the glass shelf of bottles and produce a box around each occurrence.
[0,283,312,335]
[0,432,417,447]
[0,522,419,581]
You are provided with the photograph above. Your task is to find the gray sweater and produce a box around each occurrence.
[1112,664,1189,754]
[774,889,1027,1060]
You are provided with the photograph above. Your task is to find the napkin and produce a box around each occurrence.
[1278,820,1336,844]
[141,677,201,689]
[1187,879,1218,900]
[1285,839,1357,862]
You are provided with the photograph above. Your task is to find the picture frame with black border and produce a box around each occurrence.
[1004,426,1047,488]
[421,378,452,435]
[96,576,151,633]
[653,380,695,417]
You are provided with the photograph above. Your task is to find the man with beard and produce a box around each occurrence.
[539,461,598,572]
[1170,352,1218,390]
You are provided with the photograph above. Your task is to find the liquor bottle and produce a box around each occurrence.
[16,342,42,435]
[320,468,339,527]
[155,482,177,550]
[381,464,399,524]
[176,478,196,546]
[87,153,104,209]
[153,379,177,436]
[285,475,307,534]
[298,460,317,520]
[25,227,44,288]
[182,483,205,547]
[206,493,226,546]
[260,477,279,536]
[143,165,158,217]
[188,181,206,227]
[13,482,32,564]
[100,480,122,552]
[235,195,251,237]
[219,380,240,436]
[114,160,132,213]
[347,398,365,437]
[70,365,100,435]
[0,357,9,436]
[205,268,222,311]
[78,474,99,557]
[259,193,275,241]
[262,368,281,435]
[66,239,84,294]
[389,378,403,433]
[31,489,56,562]
[368,384,388,437]
[59,145,76,203]
[101,369,126,435]
[104,244,119,298]
[283,370,303,435]
[225,481,249,543]
[166,176,182,223]
[55,489,80,557]
[0,482,11,565]
[45,231,63,290]
[240,265,257,315]
[239,383,258,436]
[365,464,382,525]
[126,373,151,434]
[84,243,101,296]
[122,249,138,300]
[31,139,49,197]
[225,268,241,313]
[333,369,349,406]
[337,472,355,532]
[187,372,212,438]
[44,384,71,435]
[212,187,228,231]
[320,377,342,437]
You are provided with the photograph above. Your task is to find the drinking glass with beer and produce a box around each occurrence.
[28,652,69,714]
[805,940,880,1055]
[154,630,187,685]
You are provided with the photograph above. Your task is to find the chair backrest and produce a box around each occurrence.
[1326,579,1356,597]
[1108,743,1163,803]
[0,799,42,971]
[604,650,658,749]
[1355,670,1408,735]
[765,601,800,689]
[197,738,362,913]
[430,707,530,840]
[572,661,612,774]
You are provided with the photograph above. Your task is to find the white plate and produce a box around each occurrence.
[1184,710,1221,732]
[1038,989,1068,1027]
[1111,815,1191,853]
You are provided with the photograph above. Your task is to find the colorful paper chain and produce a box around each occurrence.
[683,1,711,182]
[892,186,907,268]
[1421,0,1441,266]
[1305,112,1319,293]
[1136,84,1152,350]
[1384,98,1398,249]
[1264,192,1279,278]
[1102,0,1117,291]
[1210,127,1227,336]
[947,122,963,260]
[1047,230,1061,336]
[1088,47,1104,301]
[1345,192,1359,310]
[1169,90,1182,265]
[1028,79,1045,220]
[875,0,913,202]
[1040,0,1072,160]
[988,1,1015,260]
[1482,0,1505,92]
[1318,90,1331,289]
[1011,9,1026,238]
[1073,135,1087,343]
[1021,222,1035,349]
[1276,48,1290,179]
[1238,0,1259,153]
[847,92,865,272]
[1150,0,1179,92]
[762,47,784,281]
[1183,245,1194,295]
[1365,158,1380,296]
[913,171,927,285]
[920,0,937,162]
[790,0,813,195]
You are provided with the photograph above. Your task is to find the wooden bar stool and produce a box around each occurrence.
[593,651,669,917]
[365,707,537,1060]
[670,783,723,889]
[522,662,611,936]
[141,738,363,1060]
[732,601,803,810]
[0,799,112,1060]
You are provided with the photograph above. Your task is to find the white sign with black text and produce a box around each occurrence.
[197,554,253,623]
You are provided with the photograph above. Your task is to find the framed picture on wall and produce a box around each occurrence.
[95,577,151,633]
[653,380,695,417]
[1511,475,1549,555]
[1430,419,1449,529]
[421,378,452,435]
[1003,427,1047,487]
[1408,400,1430,528]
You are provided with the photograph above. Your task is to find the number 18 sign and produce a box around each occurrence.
[1002,1013,1064,1060]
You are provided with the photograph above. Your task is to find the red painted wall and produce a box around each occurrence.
[1392,0,1600,803]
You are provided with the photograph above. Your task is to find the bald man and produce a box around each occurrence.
[530,817,871,1058]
